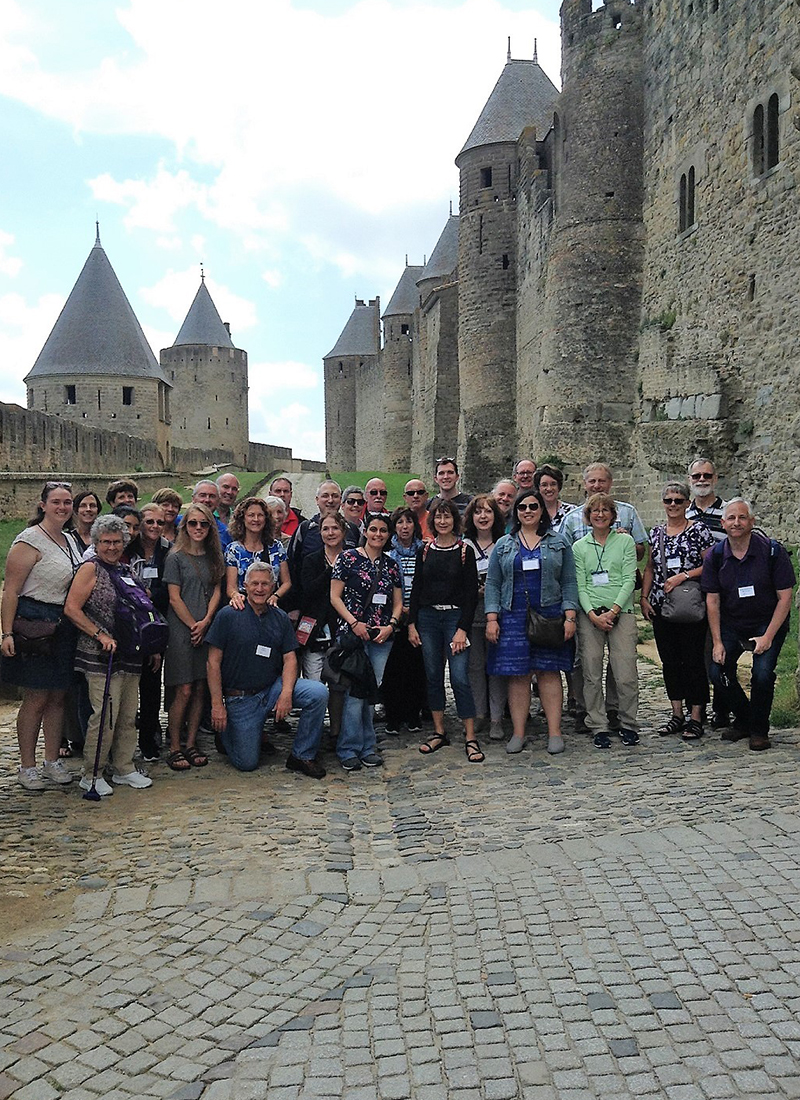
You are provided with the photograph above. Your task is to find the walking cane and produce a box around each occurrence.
[82,650,114,803]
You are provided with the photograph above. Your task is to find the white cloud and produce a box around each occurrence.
[139,267,258,331]
[261,269,282,289]
[0,290,64,405]
[250,359,320,393]
[0,230,23,277]
[250,400,325,461]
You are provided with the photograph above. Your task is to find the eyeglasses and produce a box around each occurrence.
[690,472,714,480]
[663,498,687,505]
[186,519,210,529]
[405,489,426,496]
[517,503,541,512]
[143,519,165,526]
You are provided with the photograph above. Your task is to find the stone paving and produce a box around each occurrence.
[2,658,800,1099]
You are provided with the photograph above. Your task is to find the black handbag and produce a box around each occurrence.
[521,563,566,647]
[12,616,59,656]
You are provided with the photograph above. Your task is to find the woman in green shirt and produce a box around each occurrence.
[573,493,640,748]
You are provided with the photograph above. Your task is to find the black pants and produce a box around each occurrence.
[138,659,164,746]
[653,613,709,707]
[381,624,427,726]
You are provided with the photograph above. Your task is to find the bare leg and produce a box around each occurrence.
[507,675,532,740]
[537,671,564,738]
[168,683,192,753]
[183,682,205,749]
[431,710,446,737]
[41,690,69,762]
[17,690,49,768]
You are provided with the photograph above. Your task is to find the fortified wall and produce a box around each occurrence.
[324,0,800,539]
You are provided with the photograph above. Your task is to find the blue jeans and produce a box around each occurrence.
[709,619,789,737]
[222,677,328,771]
[338,639,392,762]
[417,607,476,718]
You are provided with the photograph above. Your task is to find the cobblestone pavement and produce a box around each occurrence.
[2,658,800,1100]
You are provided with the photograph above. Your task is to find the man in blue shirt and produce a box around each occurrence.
[702,499,795,751]
[206,561,328,777]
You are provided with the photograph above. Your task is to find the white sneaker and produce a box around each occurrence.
[79,774,114,797]
[112,770,153,789]
[18,766,47,791]
[42,759,73,785]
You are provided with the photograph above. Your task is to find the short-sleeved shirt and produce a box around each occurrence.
[205,603,298,692]
[331,550,402,633]
[561,500,647,546]
[647,522,714,610]
[686,496,727,542]
[13,525,81,603]
[225,539,286,593]
[701,534,795,634]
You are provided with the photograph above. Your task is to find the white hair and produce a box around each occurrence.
[723,497,754,518]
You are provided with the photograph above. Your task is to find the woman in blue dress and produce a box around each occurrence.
[485,488,579,756]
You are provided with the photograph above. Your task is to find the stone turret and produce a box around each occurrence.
[24,227,172,464]
[323,298,380,471]
[455,50,559,490]
[533,0,644,488]
[382,264,424,471]
[160,277,249,467]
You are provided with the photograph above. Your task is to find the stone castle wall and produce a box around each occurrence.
[381,315,414,472]
[161,344,249,467]
[411,282,460,480]
[355,354,384,470]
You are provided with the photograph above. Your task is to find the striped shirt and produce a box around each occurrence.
[686,496,727,542]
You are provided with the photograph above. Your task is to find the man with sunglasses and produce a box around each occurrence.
[685,458,727,542]
[403,479,431,539]
[364,478,390,516]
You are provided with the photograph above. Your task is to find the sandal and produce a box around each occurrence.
[166,750,191,771]
[184,746,209,767]
[658,714,685,737]
[682,719,704,741]
[419,733,450,755]
[465,739,485,763]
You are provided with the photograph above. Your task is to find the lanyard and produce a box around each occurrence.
[590,536,608,573]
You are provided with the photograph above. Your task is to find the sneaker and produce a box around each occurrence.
[139,740,160,762]
[79,775,114,797]
[593,732,612,749]
[606,709,621,731]
[341,757,362,771]
[383,725,400,737]
[286,754,326,779]
[407,722,423,734]
[112,771,153,789]
[18,766,47,791]
[618,729,641,746]
[41,759,74,784]
[360,753,384,767]
[488,721,505,742]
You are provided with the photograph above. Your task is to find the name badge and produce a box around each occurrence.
[592,571,610,586]
[372,593,388,605]
[522,558,540,571]
[122,576,137,586]
[667,557,681,570]
[476,558,489,575]
[256,644,272,657]
[738,585,755,599]
[142,567,158,580]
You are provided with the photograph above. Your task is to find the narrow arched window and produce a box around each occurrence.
[766,93,779,169]
[753,103,765,176]
[679,173,688,233]
[687,165,696,227]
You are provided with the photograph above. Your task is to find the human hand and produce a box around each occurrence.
[408,624,421,648]
[485,621,500,645]
[211,702,227,732]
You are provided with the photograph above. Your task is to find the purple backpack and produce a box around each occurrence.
[101,564,169,658]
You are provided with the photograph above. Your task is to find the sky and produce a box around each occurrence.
[0,0,562,462]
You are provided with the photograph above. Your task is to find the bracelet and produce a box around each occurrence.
[94,628,103,639]
[565,617,576,623]
[2,632,13,639]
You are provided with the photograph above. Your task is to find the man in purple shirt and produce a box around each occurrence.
[701,498,795,751]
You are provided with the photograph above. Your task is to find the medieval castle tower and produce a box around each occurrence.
[324,0,800,537]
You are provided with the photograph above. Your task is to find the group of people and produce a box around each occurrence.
[1,454,794,794]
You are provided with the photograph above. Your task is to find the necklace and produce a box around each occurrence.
[324,549,340,568]
[518,532,540,551]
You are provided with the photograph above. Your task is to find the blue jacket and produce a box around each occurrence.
[484,531,579,614]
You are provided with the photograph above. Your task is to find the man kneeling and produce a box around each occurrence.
[206,561,327,777]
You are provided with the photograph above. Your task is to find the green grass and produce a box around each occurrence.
[772,591,799,727]
[137,468,270,505]
[331,471,415,511]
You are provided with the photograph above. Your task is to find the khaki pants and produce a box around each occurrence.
[577,612,639,732]
[83,671,139,777]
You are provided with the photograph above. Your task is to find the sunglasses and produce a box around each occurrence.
[45,481,72,490]
[690,472,714,480]
[663,497,687,505]
[405,489,426,496]
[517,503,541,512]
[345,499,365,507]
[186,519,210,529]
[368,490,388,496]
[143,518,165,526]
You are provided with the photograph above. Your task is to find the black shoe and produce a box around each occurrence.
[383,725,400,736]
[749,735,771,751]
[341,757,362,771]
[721,722,749,743]
[407,723,422,734]
[606,709,621,731]
[286,754,326,779]
[710,712,731,730]
[139,740,161,762]
[593,732,611,749]
[618,728,640,746]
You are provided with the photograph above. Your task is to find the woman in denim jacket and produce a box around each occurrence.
[485,488,579,755]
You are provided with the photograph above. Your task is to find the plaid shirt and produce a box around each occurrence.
[561,499,647,546]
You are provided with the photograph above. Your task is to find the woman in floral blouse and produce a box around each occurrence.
[225,497,291,609]
[641,481,714,740]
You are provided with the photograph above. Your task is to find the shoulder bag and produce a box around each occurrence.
[658,527,706,623]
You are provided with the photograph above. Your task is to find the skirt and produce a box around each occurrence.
[1,596,77,691]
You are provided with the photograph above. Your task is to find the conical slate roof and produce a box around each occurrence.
[417,216,459,285]
[24,233,168,384]
[383,265,425,319]
[173,280,234,348]
[325,300,380,359]
[457,58,559,161]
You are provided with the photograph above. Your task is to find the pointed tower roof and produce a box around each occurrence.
[25,231,168,384]
[383,264,425,319]
[324,299,380,359]
[417,215,460,285]
[456,57,559,161]
[173,278,235,348]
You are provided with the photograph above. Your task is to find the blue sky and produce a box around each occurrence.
[0,0,561,461]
